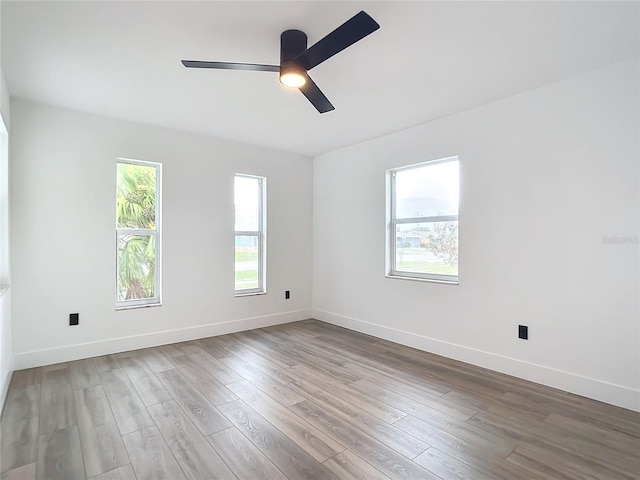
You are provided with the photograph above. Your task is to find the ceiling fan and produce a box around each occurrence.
[181,11,380,113]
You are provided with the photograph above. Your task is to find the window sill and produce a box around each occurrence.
[235,291,266,298]
[385,274,458,285]
[116,302,162,311]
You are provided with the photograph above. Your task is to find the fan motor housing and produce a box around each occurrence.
[280,29,308,64]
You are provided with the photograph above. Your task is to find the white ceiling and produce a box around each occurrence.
[2,1,638,157]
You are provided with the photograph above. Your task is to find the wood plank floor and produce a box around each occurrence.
[2,319,639,479]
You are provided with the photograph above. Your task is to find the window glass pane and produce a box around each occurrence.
[234,176,260,231]
[117,163,157,229]
[117,233,156,301]
[235,235,259,291]
[395,161,459,219]
[395,221,458,276]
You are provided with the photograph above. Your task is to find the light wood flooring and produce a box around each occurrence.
[1,319,639,479]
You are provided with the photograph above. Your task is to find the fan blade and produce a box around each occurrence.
[181,60,279,72]
[299,74,334,113]
[294,11,379,70]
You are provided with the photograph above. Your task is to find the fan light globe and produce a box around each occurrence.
[280,71,306,88]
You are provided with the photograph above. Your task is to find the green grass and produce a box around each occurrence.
[235,269,258,290]
[235,250,258,262]
[235,270,258,281]
[235,249,259,290]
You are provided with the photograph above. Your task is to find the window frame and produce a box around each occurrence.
[115,158,162,309]
[387,156,459,284]
[0,117,8,289]
[234,174,266,296]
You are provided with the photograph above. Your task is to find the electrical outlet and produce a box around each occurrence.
[518,325,528,340]
[285,290,290,300]
[70,313,79,326]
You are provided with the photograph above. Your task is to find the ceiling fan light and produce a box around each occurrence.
[280,64,306,88]
[280,72,306,88]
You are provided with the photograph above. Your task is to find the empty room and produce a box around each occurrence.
[0,1,638,479]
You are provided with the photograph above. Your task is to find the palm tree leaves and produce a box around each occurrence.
[117,163,156,229]
[118,234,156,300]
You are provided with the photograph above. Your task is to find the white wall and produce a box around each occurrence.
[0,118,11,411]
[10,100,313,368]
[0,117,13,412]
[313,59,640,411]
[0,0,14,413]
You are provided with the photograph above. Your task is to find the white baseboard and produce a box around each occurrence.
[13,309,311,370]
[312,309,640,413]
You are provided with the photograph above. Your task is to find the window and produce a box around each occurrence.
[0,118,7,289]
[388,157,459,283]
[235,174,266,295]
[116,159,161,308]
